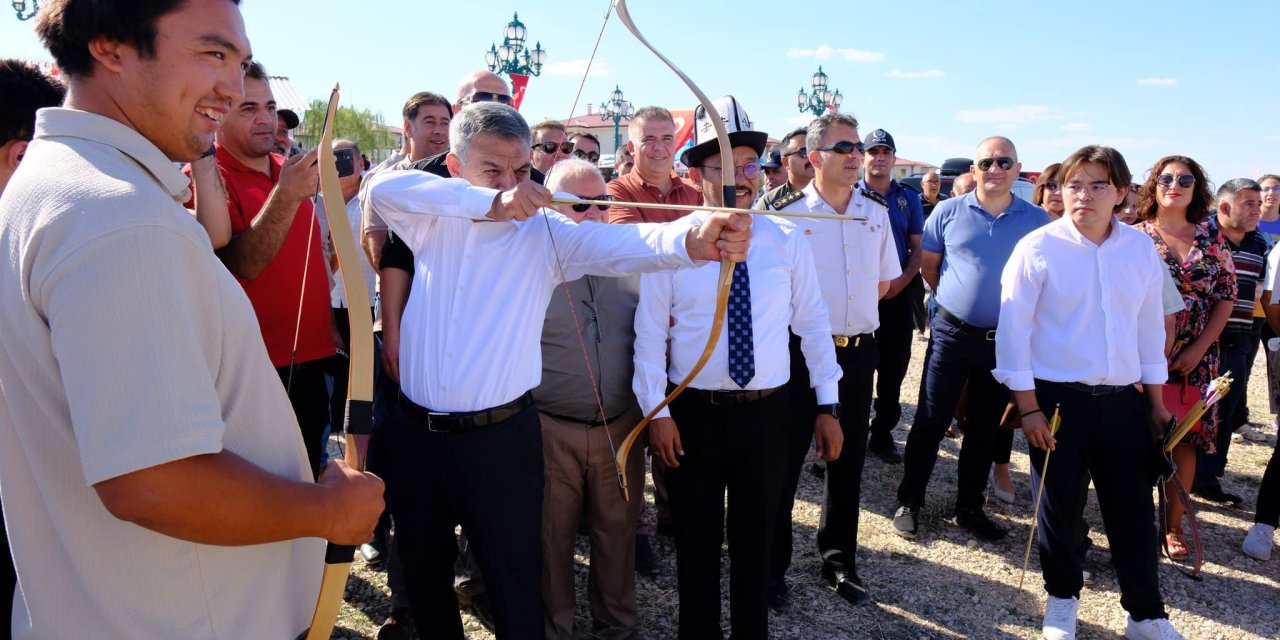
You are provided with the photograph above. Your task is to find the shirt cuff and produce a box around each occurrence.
[1139,363,1169,385]
[991,368,1035,392]
[815,382,839,405]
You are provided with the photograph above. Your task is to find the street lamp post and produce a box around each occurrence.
[484,12,547,78]
[599,85,635,155]
[13,0,39,20]
[796,66,843,117]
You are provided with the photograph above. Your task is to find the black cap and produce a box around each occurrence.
[760,149,782,168]
[278,109,300,130]
[864,128,895,152]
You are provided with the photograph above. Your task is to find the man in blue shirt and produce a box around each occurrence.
[892,136,1050,541]
[857,129,924,464]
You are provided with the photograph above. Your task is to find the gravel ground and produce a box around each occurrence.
[330,336,1280,639]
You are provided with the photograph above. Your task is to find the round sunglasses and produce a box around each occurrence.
[1156,174,1195,189]
[533,141,574,155]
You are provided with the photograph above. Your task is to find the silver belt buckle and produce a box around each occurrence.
[426,411,451,433]
[984,329,997,341]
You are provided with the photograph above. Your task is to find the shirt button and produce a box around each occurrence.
[847,322,854,327]
[847,269,853,275]
[849,295,855,300]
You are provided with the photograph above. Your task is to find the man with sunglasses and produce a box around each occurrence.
[570,131,602,166]
[857,129,924,466]
[893,137,1049,542]
[531,120,572,175]
[768,113,900,611]
[636,96,841,640]
[455,70,514,110]
[607,106,702,224]
[756,127,813,211]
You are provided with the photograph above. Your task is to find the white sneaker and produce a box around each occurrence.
[1125,616,1184,640]
[1242,523,1275,561]
[1042,596,1078,640]
[1235,423,1267,442]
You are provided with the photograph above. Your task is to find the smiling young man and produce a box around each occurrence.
[0,1,384,637]
[994,145,1182,640]
[606,106,703,223]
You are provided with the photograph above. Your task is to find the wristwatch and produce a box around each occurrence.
[816,403,842,420]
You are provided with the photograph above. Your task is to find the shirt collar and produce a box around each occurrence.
[963,191,1033,218]
[801,181,837,214]
[34,107,192,202]
[214,144,282,179]
[632,170,690,192]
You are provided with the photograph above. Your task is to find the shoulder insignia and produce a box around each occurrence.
[860,188,888,208]
[770,188,806,211]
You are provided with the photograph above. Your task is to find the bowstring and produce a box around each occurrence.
[543,0,625,490]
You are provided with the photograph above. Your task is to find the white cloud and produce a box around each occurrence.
[1060,122,1095,132]
[541,59,611,77]
[954,105,1055,127]
[1136,77,1177,86]
[786,45,885,62]
[885,69,945,79]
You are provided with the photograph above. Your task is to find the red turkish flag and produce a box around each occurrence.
[510,73,530,110]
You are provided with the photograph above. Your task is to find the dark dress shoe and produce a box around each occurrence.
[892,505,919,539]
[868,439,902,464]
[808,461,826,479]
[955,507,1007,542]
[376,609,415,640]
[767,581,791,614]
[1191,484,1243,506]
[635,534,659,577]
[821,565,870,606]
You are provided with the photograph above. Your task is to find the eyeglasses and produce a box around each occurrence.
[460,91,513,106]
[533,141,574,155]
[1262,186,1280,194]
[1063,182,1114,197]
[1156,174,1195,189]
[976,156,1015,172]
[572,149,600,163]
[1043,181,1061,193]
[569,195,613,212]
[815,141,865,155]
[697,162,762,180]
[782,147,808,158]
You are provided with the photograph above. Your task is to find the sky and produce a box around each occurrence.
[3,0,1277,181]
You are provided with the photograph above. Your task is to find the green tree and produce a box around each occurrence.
[296,99,397,161]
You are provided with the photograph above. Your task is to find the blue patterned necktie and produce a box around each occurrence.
[727,261,755,388]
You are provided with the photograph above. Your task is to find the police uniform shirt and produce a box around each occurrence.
[774,182,902,336]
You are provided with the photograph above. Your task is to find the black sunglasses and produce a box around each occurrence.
[573,149,601,163]
[534,141,575,154]
[976,156,1015,172]
[816,141,865,155]
[1043,180,1061,193]
[782,147,808,158]
[461,91,513,105]
[570,195,613,212]
[1156,174,1195,189]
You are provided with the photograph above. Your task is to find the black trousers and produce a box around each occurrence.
[1029,381,1166,620]
[770,335,817,588]
[816,335,877,571]
[667,387,790,640]
[382,401,544,640]
[898,314,1005,510]
[871,276,920,441]
[274,359,330,479]
[1257,438,1280,527]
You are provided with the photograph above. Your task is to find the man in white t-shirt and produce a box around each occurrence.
[0,2,383,638]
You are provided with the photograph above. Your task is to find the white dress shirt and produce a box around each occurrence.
[321,194,379,308]
[992,217,1168,391]
[633,212,842,419]
[775,182,902,335]
[368,170,697,412]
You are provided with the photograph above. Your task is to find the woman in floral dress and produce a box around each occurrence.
[1135,155,1236,560]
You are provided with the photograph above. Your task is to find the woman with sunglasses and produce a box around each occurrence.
[1134,155,1235,561]
[1033,163,1065,221]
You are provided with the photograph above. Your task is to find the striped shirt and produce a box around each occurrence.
[1212,219,1267,336]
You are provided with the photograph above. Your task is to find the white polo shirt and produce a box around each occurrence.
[0,108,323,639]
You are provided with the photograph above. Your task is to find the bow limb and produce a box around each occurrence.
[301,83,376,640]
[612,0,738,501]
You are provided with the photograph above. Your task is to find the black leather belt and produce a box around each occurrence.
[936,306,996,341]
[683,385,783,406]
[1051,380,1132,396]
[398,391,532,433]
[539,409,626,428]
[833,333,873,348]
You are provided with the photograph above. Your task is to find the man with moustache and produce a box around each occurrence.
[769,114,900,610]
[273,108,299,157]
[636,96,840,640]
[756,127,813,210]
[920,170,944,217]
[187,60,335,477]
[760,149,786,192]
[0,1,383,637]
[607,106,702,223]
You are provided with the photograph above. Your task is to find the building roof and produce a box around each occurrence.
[267,76,309,115]
[895,157,937,168]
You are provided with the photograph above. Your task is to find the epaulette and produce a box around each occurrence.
[770,188,806,211]
[859,188,887,208]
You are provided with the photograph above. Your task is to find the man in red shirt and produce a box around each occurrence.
[186,61,334,476]
[606,106,702,224]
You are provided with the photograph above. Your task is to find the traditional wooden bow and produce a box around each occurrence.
[610,0,740,501]
[299,83,377,640]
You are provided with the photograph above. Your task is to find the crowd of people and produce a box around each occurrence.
[1,2,1279,640]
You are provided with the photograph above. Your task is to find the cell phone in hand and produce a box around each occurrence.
[334,148,356,178]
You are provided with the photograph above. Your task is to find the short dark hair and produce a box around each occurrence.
[244,60,267,82]
[1259,174,1280,185]
[1058,146,1133,213]
[1217,178,1261,200]
[0,59,66,145]
[570,131,600,148]
[402,91,452,122]
[1032,163,1061,207]
[781,127,807,149]
[530,120,566,139]
[1135,155,1214,224]
[35,0,242,78]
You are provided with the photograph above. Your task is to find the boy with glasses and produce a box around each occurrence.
[995,145,1182,640]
